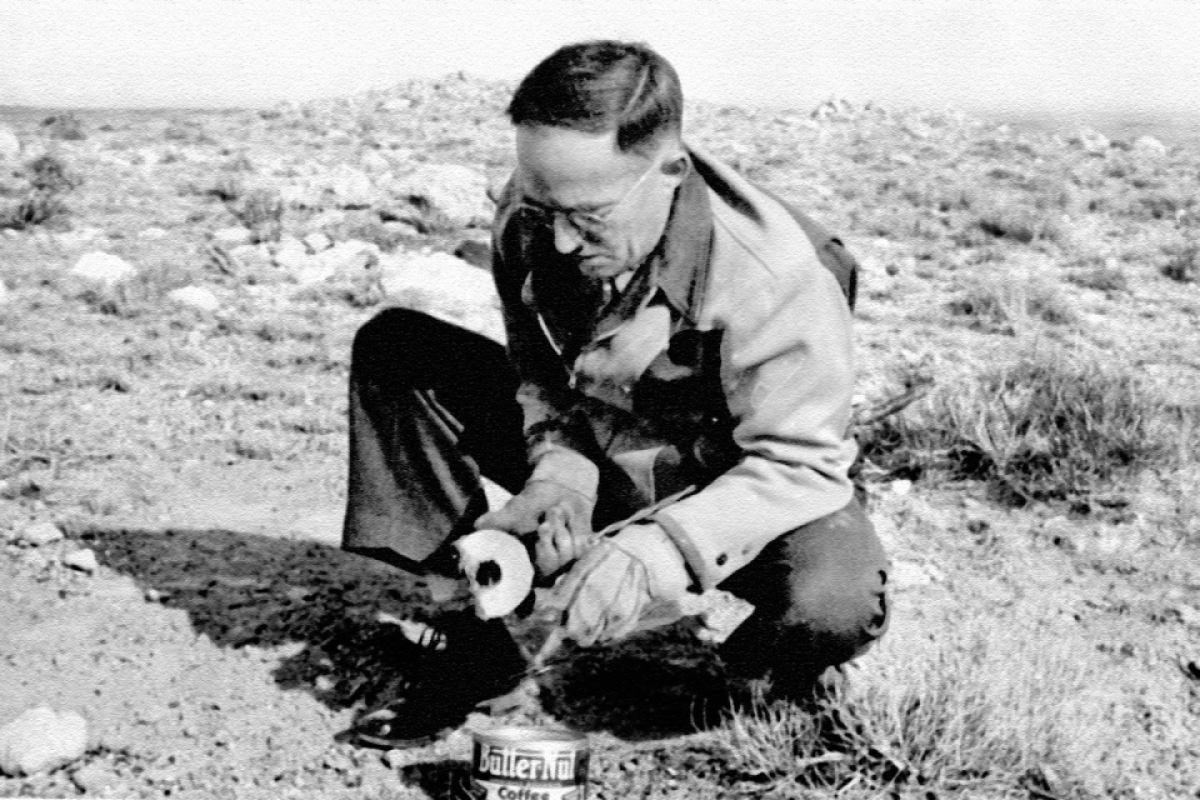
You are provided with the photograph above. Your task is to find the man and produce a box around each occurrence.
[342,40,889,746]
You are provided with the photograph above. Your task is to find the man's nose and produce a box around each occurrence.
[551,215,585,255]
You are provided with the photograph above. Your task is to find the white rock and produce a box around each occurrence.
[139,226,169,240]
[70,252,137,288]
[168,285,220,313]
[1132,135,1168,158]
[1073,128,1110,155]
[303,231,333,253]
[0,126,20,163]
[317,239,378,276]
[390,164,493,228]
[320,165,376,208]
[19,521,63,546]
[272,237,310,271]
[212,226,252,246]
[378,251,504,342]
[890,479,913,496]
[291,256,337,287]
[62,547,98,574]
[0,707,89,776]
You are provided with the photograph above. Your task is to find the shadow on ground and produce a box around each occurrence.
[77,525,733,741]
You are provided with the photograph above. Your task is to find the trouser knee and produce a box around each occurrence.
[718,498,889,690]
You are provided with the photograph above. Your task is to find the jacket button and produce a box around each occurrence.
[716,554,727,566]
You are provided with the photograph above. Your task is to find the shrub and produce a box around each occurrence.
[0,190,68,230]
[859,344,1174,506]
[716,613,1131,797]
[1161,241,1198,283]
[40,112,87,140]
[25,154,83,193]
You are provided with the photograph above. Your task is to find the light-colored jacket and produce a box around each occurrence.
[491,145,859,590]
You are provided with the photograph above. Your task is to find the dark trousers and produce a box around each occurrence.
[344,309,889,692]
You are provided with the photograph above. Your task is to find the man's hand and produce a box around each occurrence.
[555,523,692,646]
[474,480,594,577]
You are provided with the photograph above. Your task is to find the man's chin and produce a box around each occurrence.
[576,258,626,279]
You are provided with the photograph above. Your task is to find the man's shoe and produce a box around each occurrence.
[343,610,527,748]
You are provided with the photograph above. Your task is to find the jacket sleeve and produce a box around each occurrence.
[653,241,857,590]
[491,209,600,499]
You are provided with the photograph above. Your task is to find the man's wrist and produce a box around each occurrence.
[618,523,693,600]
[528,444,599,499]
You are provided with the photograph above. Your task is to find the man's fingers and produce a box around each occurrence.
[475,496,539,534]
[535,509,572,575]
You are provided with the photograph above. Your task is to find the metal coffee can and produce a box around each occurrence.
[471,725,590,799]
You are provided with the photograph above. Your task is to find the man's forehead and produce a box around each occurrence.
[515,125,649,196]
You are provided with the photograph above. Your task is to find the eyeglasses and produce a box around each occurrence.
[515,160,657,240]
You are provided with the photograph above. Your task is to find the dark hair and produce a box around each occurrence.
[507,40,683,153]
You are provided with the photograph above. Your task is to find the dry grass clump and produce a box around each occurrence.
[948,270,1076,333]
[860,343,1177,506]
[0,155,83,230]
[233,187,285,243]
[0,190,68,230]
[1160,240,1198,283]
[717,615,1129,798]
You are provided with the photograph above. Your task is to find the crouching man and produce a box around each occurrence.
[341,40,889,746]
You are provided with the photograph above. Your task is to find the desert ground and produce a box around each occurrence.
[1,76,1198,798]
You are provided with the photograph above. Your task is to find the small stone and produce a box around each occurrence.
[139,226,169,240]
[71,763,123,793]
[890,479,913,496]
[70,252,137,288]
[212,226,252,246]
[19,521,63,546]
[0,707,89,776]
[303,231,333,253]
[168,285,221,313]
[62,547,98,574]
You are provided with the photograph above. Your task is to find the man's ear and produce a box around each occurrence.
[659,148,691,186]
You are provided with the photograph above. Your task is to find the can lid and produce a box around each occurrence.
[472,725,587,746]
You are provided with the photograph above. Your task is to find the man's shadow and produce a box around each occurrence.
[78,525,730,741]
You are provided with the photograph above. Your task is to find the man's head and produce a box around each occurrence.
[507,41,690,279]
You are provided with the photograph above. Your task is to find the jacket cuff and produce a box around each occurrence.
[653,510,727,591]
[528,443,599,500]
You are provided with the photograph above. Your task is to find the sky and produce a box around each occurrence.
[2,0,1199,122]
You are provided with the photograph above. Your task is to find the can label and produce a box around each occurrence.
[471,727,589,800]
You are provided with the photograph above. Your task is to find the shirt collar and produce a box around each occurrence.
[650,149,714,320]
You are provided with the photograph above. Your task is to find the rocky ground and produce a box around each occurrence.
[1,76,1198,798]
